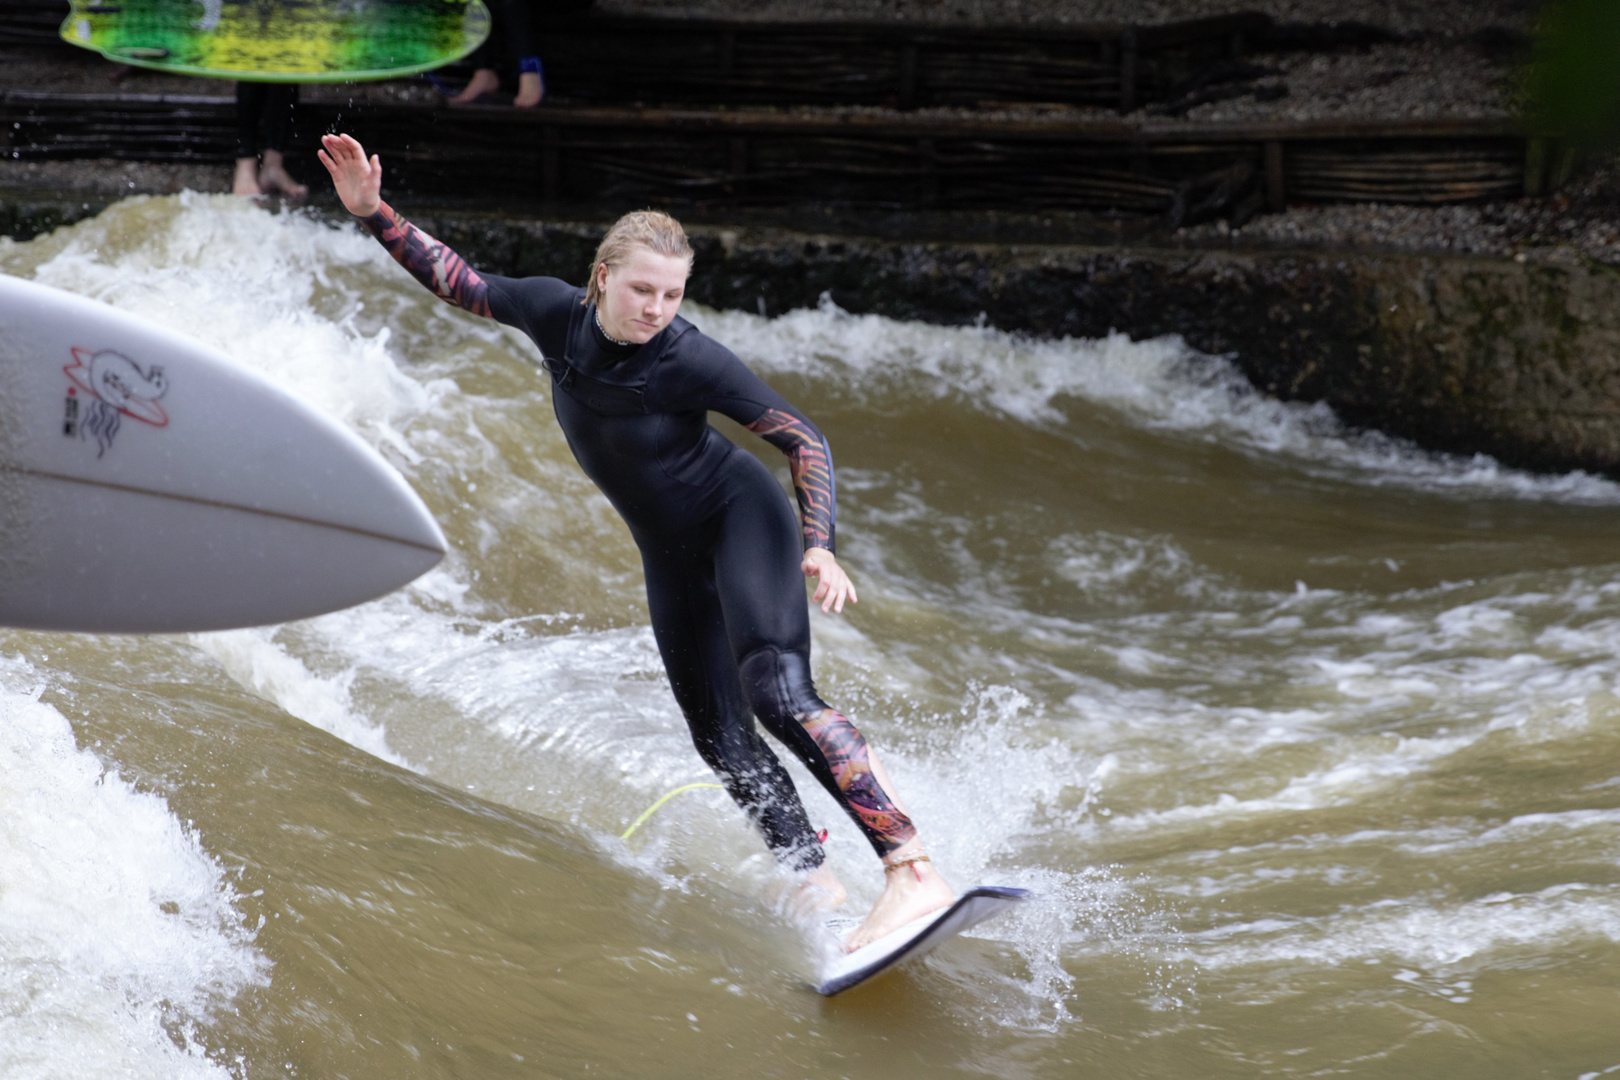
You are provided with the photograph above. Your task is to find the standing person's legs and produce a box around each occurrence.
[448,36,502,104]
[255,85,306,198]
[233,84,305,198]
[233,82,266,195]
[506,0,543,106]
[641,540,828,875]
[450,0,543,106]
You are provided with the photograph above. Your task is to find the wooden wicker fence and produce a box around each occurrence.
[1,91,1538,221]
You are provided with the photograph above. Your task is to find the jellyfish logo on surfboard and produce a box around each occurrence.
[63,346,170,458]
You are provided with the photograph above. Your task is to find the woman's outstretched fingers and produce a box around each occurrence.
[317,133,381,217]
[316,132,358,174]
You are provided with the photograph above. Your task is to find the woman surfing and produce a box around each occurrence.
[318,133,954,950]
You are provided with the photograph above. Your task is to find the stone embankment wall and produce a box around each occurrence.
[7,194,1619,477]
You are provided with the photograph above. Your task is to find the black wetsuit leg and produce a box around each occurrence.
[641,525,826,872]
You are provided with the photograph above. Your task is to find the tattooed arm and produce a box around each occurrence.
[669,332,856,612]
[752,408,855,613]
[358,202,492,318]
[746,408,837,554]
[318,132,491,317]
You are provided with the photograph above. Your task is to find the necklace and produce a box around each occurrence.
[593,307,635,347]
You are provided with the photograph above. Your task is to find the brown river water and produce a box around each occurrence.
[2,195,1618,1079]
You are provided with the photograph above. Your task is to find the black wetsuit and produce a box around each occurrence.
[359,203,916,869]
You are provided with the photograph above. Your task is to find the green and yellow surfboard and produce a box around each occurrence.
[60,0,491,82]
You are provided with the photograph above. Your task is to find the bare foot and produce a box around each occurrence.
[791,865,847,922]
[231,157,261,196]
[257,149,307,201]
[448,68,500,106]
[844,845,954,952]
[762,862,847,924]
[514,70,544,108]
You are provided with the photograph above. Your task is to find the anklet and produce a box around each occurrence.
[883,854,930,873]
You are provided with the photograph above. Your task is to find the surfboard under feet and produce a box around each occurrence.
[815,885,1031,996]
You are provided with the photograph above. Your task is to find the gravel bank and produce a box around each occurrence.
[1168,42,1514,123]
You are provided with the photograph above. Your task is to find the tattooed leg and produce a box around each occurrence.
[736,647,916,858]
[736,649,949,949]
[800,707,917,856]
[803,708,953,952]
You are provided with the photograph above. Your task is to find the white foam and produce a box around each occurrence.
[188,626,407,766]
[272,585,719,836]
[1183,883,1620,974]
[1047,531,1215,607]
[0,655,268,1080]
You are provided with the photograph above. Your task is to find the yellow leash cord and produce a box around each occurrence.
[619,782,725,840]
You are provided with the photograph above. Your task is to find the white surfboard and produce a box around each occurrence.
[0,273,447,633]
[816,885,1031,996]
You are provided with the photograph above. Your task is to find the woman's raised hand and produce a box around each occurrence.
[802,547,858,615]
[317,133,383,217]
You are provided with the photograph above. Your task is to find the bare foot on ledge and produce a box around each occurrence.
[448,68,500,105]
[257,150,307,201]
[232,157,261,196]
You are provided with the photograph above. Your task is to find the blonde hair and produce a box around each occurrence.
[584,210,694,307]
